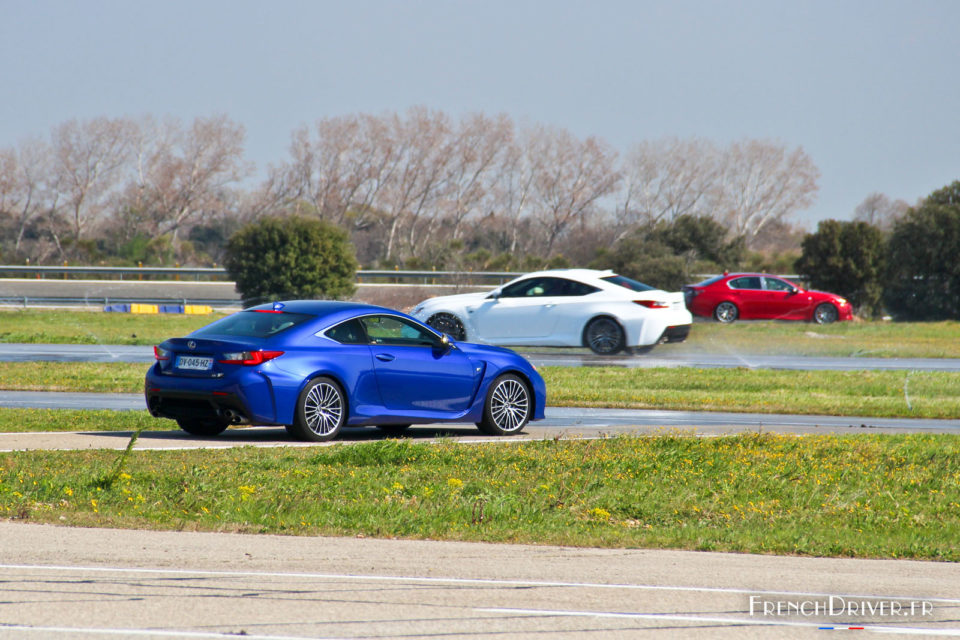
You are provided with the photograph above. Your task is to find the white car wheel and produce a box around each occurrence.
[427,313,466,341]
[584,317,625,355]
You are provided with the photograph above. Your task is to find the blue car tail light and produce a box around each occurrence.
[154,346,171,361]
[217,350,285,366]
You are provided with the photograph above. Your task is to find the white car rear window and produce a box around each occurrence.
[601,274,656,292]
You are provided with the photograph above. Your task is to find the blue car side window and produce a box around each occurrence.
[325,319,367,345]
[361,315,438,347]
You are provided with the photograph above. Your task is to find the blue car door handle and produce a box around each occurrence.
[375,353,396,362]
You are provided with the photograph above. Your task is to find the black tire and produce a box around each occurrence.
[583,317,625,355]
[427,312,466,341]
[476,374,531,436]
[287,376,347,442]
[813,303,839,325]
[176,418,228,437]
[714,301,739,324]
[376,424,411,437]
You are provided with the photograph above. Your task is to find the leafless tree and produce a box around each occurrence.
[50,117,134,246]
[435,112,513,242]
[394,108,455,259]
[853,192,909,231]
[617,137,720,233]
[277,114,367,224]
[0,138,53,253]
[269,111,430,242]
[120,115,249,242]
[525,125,621,257]
[714,139,819,243]
[491,135,538,255]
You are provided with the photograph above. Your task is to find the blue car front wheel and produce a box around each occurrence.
[288,376,347,442]
[477,374,531,436]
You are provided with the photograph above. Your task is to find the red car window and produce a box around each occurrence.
[763,277,795,292]
[728,276,762,290]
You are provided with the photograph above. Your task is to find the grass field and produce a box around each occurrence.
[2,308,959,559]
[0,409,163,433]
[1,363,958,422]
[1,434,957,560]
[0,309,222,345]
[0,362,148,392]
[3,308,960,357]
[671,319,960,358]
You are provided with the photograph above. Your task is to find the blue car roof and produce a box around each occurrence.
[245,300,395,317]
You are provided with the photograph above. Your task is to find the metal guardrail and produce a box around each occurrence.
[0,265,521,285]
[0,265,225,280]
[0,296,243,308]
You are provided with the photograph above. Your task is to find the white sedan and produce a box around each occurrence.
[410,269,692,355]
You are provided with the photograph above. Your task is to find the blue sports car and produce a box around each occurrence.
[145,300,546,441]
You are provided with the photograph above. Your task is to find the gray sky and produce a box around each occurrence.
[2,0,958,229]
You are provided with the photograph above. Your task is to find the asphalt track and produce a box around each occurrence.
[2,343,958,441]
[3,342,960,372]
[1,394,958,452]
[0,277,240,302]
[2,522,959,639]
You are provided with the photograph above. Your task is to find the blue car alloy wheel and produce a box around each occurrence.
[144,300,547,442]
[289,376,346,441]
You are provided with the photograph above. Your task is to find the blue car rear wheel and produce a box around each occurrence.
[288,376,347,442]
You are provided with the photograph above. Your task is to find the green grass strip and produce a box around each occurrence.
[0,362,147,392]
[1,364,959,421]
[543,367,960,419]
[0,409,167,433]
[0,309,220,345]
[1,434,957,560]
[677,320,960,358]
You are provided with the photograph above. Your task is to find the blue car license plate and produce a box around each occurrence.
[176,355,213,371]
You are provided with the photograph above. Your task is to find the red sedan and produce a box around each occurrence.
[683,273,853,324]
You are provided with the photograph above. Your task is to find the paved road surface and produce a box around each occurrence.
[0,343,154,362]
[1,402,957,453]
[0,277,240,301]
[1,522,957,639]
[3,342,960,371]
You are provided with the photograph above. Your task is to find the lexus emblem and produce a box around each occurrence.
[187,341,196,350]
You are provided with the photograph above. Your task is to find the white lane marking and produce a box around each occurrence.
[2,564,958,605]
[0,625,340,640]
[0,433,614,452]
[904,371,914,411]
[477,607,960,636]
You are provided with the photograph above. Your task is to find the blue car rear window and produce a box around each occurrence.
[192,311,314,338]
